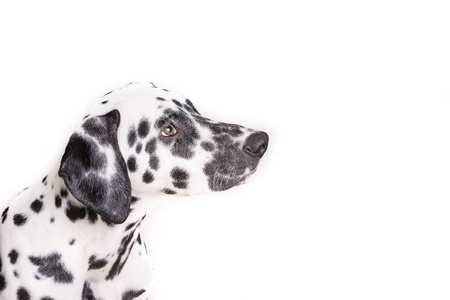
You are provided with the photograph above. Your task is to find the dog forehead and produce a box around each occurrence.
[111,84,186,109]
[88,82,196,122]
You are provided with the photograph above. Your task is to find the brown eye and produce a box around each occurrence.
[162,124,177,136]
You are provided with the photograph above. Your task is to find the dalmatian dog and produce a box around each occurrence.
[0,82,269,300]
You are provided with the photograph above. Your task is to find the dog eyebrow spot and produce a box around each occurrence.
[172,99,182,107]
[185,99,200,114]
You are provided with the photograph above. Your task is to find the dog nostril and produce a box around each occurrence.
[244,131,269,158]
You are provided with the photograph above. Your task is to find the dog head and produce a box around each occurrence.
[59,83,269,224]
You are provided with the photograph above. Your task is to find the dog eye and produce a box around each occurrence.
[162,124,177,137]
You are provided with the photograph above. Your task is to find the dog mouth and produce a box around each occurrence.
[208,167,258,192]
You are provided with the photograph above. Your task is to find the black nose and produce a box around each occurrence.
[244,131,269,159]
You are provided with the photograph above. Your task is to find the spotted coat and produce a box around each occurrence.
[0,82,268,300]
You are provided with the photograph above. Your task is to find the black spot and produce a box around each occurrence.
[65,202,86,222]
[55,195,62,208]
[82,281,96,300]
[14,270,19,278]
[173,181,188,189]
[2,207,8,223]
[60,188,69,198]
[171,168,189,189]
[31,199,44,213]
[137,234,142,245]
[88,256,108,270]
[142,171,154,184]
[162,188,176,195]
[13,214,27,226]
[185,99,200,114]
[137,119,150,138]
[50,217,55,223]
[156,97,166,101]
[183,104,195,113]
[69,239,76,246]
[171,168,189,181]
[135,143,143,153]
[103,90,113,96]
[149,156,159,170]
[101,100,109,104]
[28,253,74,284]
[145,138,157,154]
[106,230,136,280]
[16,287,30,300]
[127,126,137,148]
[172,99,182,107]
[8,249,19,264]
[127,156,138,172]
[125,221,137,231]
[122,289,146,300]
[41,297,55,300]
[131,196,139,204]
[0,274,5,291]
[42,175,48,184]
[201,141,215,152]
[87,208,98,224]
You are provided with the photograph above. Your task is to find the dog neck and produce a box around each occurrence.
[33,169,149,258]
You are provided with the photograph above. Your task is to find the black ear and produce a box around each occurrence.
[58,110,132,224]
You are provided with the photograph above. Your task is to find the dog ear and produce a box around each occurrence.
[58,110,132,224]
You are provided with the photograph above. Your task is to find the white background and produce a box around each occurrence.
[1,1,450,299]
